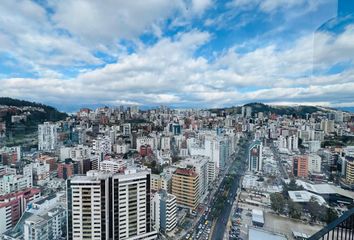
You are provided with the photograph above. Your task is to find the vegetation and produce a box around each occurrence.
[321,135,354,148]
[307,197,323,222]
[0,97,67,136]
[282,179,304,196]
[208,102,324,118]
[287,200,302,219]
[270,193,286,214]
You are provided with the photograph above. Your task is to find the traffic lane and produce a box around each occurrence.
[211,175,240,240]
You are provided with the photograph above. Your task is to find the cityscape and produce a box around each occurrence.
[1,0,354,240]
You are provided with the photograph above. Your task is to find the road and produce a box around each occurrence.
[209,138,250,240]
[180,137,251,240]
[211,174,240,240]
[270,142,289,179]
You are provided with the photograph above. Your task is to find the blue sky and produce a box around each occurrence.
[0,0,354,112]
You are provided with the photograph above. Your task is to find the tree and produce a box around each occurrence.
[288,200,302,219]
[270,193,285,214]
[322,208,338,224]
[307,197,322,222]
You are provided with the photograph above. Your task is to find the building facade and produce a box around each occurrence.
[66,169,157,240]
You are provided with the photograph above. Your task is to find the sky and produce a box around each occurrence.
[0,0,354,112]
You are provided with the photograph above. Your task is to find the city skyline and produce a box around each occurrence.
[1,0,354,112]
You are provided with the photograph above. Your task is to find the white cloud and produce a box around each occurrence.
[229,0,324,14]
[191,0,213,15]
[50,0,184,44]
[0,1,354,110]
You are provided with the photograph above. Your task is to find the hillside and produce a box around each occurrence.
[210,102,324,117]
[0,97,68,135]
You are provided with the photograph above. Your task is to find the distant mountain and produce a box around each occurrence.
[210,102,326,117]
[337,107,354,113]
[0,97,68,134]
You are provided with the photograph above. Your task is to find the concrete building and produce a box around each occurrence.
[308,154,322,174]
[0,188,41,235]
[151,173,171,192]
[93,136,112,156]
[308,141,321,153]
[0,166,33,195]
[136,137,155,151]
[99,158,126,173]
[248,140,263,172]
[122,123,131,136]
[29,162,50,186]
[60,145,91,162]
[344,157,354,185]
[113,142,130,154]
[179,156,209,196]
[151,190,177,233]
[24,207,66,240]
[38,122,58,151]
[160,136,171,151]
[67,169,157,240]
[172,168,200,210]
[292,156,308,178]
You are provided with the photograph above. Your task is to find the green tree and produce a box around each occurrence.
[322,207,338,224]
[307,197,322,222]
[288,200,302,219]
[270,193,285,214]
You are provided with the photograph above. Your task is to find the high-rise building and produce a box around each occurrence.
[151,190,177,233]
[179,156,209,197]
[0,166,33,195]
[292,156,308,178]
[172,168,200,210]
[24,206,66,240]
[0,188,41,235]
[308,154,322,174]
[38,122,58,151]
[248,140,263,172]
[66,169,157,240]
[245,106,252,118]
[151,173,171,192]
[122,123,131,136]
[344,157,354,185]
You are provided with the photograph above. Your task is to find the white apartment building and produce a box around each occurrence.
[308,154,322,173]
[67,169,157,240]
[160,136,171,150]
[136,137,155,151]
[100,158,126,173]
[38,122,58,151]
[113,142,130,154]
[151,190,177,233]
[60,145,91,161]
[24,207,66,240]
[0,166,33,195]
[93,136,112,155]
[30,162,50,186]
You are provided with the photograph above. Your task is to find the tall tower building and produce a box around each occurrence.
[38,122,58,151]
[292,156,309,178]
[171,168,200,210]
[66,169,157,240]
[248,140,263,172]
[151,190,177,233]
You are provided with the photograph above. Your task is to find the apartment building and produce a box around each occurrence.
[172,168,200,210]
[66,169,157,240]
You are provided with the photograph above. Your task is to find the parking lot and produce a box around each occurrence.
[232,200,323,240]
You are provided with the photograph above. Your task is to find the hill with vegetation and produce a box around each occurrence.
[210,102,325,118]
[0,97,68,134]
